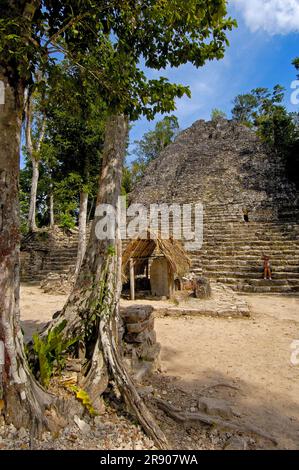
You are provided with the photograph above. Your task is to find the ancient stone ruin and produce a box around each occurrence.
[131,118,299,293]
[21,119,299,293]
[120,305,161,381]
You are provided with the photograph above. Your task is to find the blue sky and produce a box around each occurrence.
[128,0,299,159]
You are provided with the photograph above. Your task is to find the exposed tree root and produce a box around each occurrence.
[155,398,278,446]
[82,337,109,409]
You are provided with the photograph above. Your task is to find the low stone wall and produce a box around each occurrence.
[120,305,161,381]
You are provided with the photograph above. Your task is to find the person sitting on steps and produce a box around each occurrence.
[262,255,272,280]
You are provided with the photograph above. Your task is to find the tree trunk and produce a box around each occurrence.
[49,189,54,228]
[47,114,168,449]
[74,191,88,277]
[49,192,55,228]
[0,69,54,432]
[50,114,130,340]
[28,158,39,231]
[25,91,46,232]
[87,197,95,223]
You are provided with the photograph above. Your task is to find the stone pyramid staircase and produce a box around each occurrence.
[21,230,80,283]
[21,206,299,295]
[189,205,299,293]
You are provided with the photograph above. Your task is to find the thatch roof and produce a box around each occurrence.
[122,231,191,279]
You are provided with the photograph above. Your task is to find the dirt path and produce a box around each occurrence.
[155,295,299,449]
[20,285,66,341]
[20,286,299,449]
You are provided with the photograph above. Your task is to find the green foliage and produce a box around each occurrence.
[57,211,76,232]
[121,166,134,196]
[4,1,235,230]
[20,189,29,235]
[231,93,259,126]
[32,335,51,388]
[292,57,299,75]
[231,72,299,188]
[125,115,180,190]
[107,245,116,256]
[231,85,297,150]
[32,320,79,387]
[211,108,227,121]
[68,386,97,416]
[231,86,285,127]
[41,61,105,227]
[134,115,179,163]
[1,1,236,120]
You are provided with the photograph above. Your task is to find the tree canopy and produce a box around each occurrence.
[231,85,298,149]
[231,69,299,188]
[1,1,236,118]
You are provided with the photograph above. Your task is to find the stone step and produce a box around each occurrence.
[225,284,295,293]
[34,267,73,276]
[45,252,78,260]
[198,249,299,256]
[202,261,299,269]
[204,225,299,230]
[235,285,299,294]
[203,242,299,248]
[195,255,299,262]
[202,246,299,252]
[204,271,299,280]
[200,253,299,259]
[202,225,299,233]
[203,235,299,242]
[203,236,299,243]
[203,266,299,274]
[215,277,299,287]
[203,229,299,234]
[43,261,76,268]
[200,259,299,268]
[191,257,299,264]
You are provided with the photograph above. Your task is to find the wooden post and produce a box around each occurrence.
[130,258,135,300]
[168,264,175,300]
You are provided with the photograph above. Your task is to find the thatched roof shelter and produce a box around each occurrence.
[122,231,191,281]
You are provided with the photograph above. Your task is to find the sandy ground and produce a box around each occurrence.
[20,286,299,449]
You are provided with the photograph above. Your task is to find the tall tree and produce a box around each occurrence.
[45,61,105,273]
[232,86,297,150]
[24,83,47,232]
[0,0,236,443]
[48,1,235,447]
[0,0,55,432]
[231,92,258,125]
[232,80,299,187]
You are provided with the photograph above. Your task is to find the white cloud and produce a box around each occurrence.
[235,0,299,34]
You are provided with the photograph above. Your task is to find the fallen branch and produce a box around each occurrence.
[155,398,277,446]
